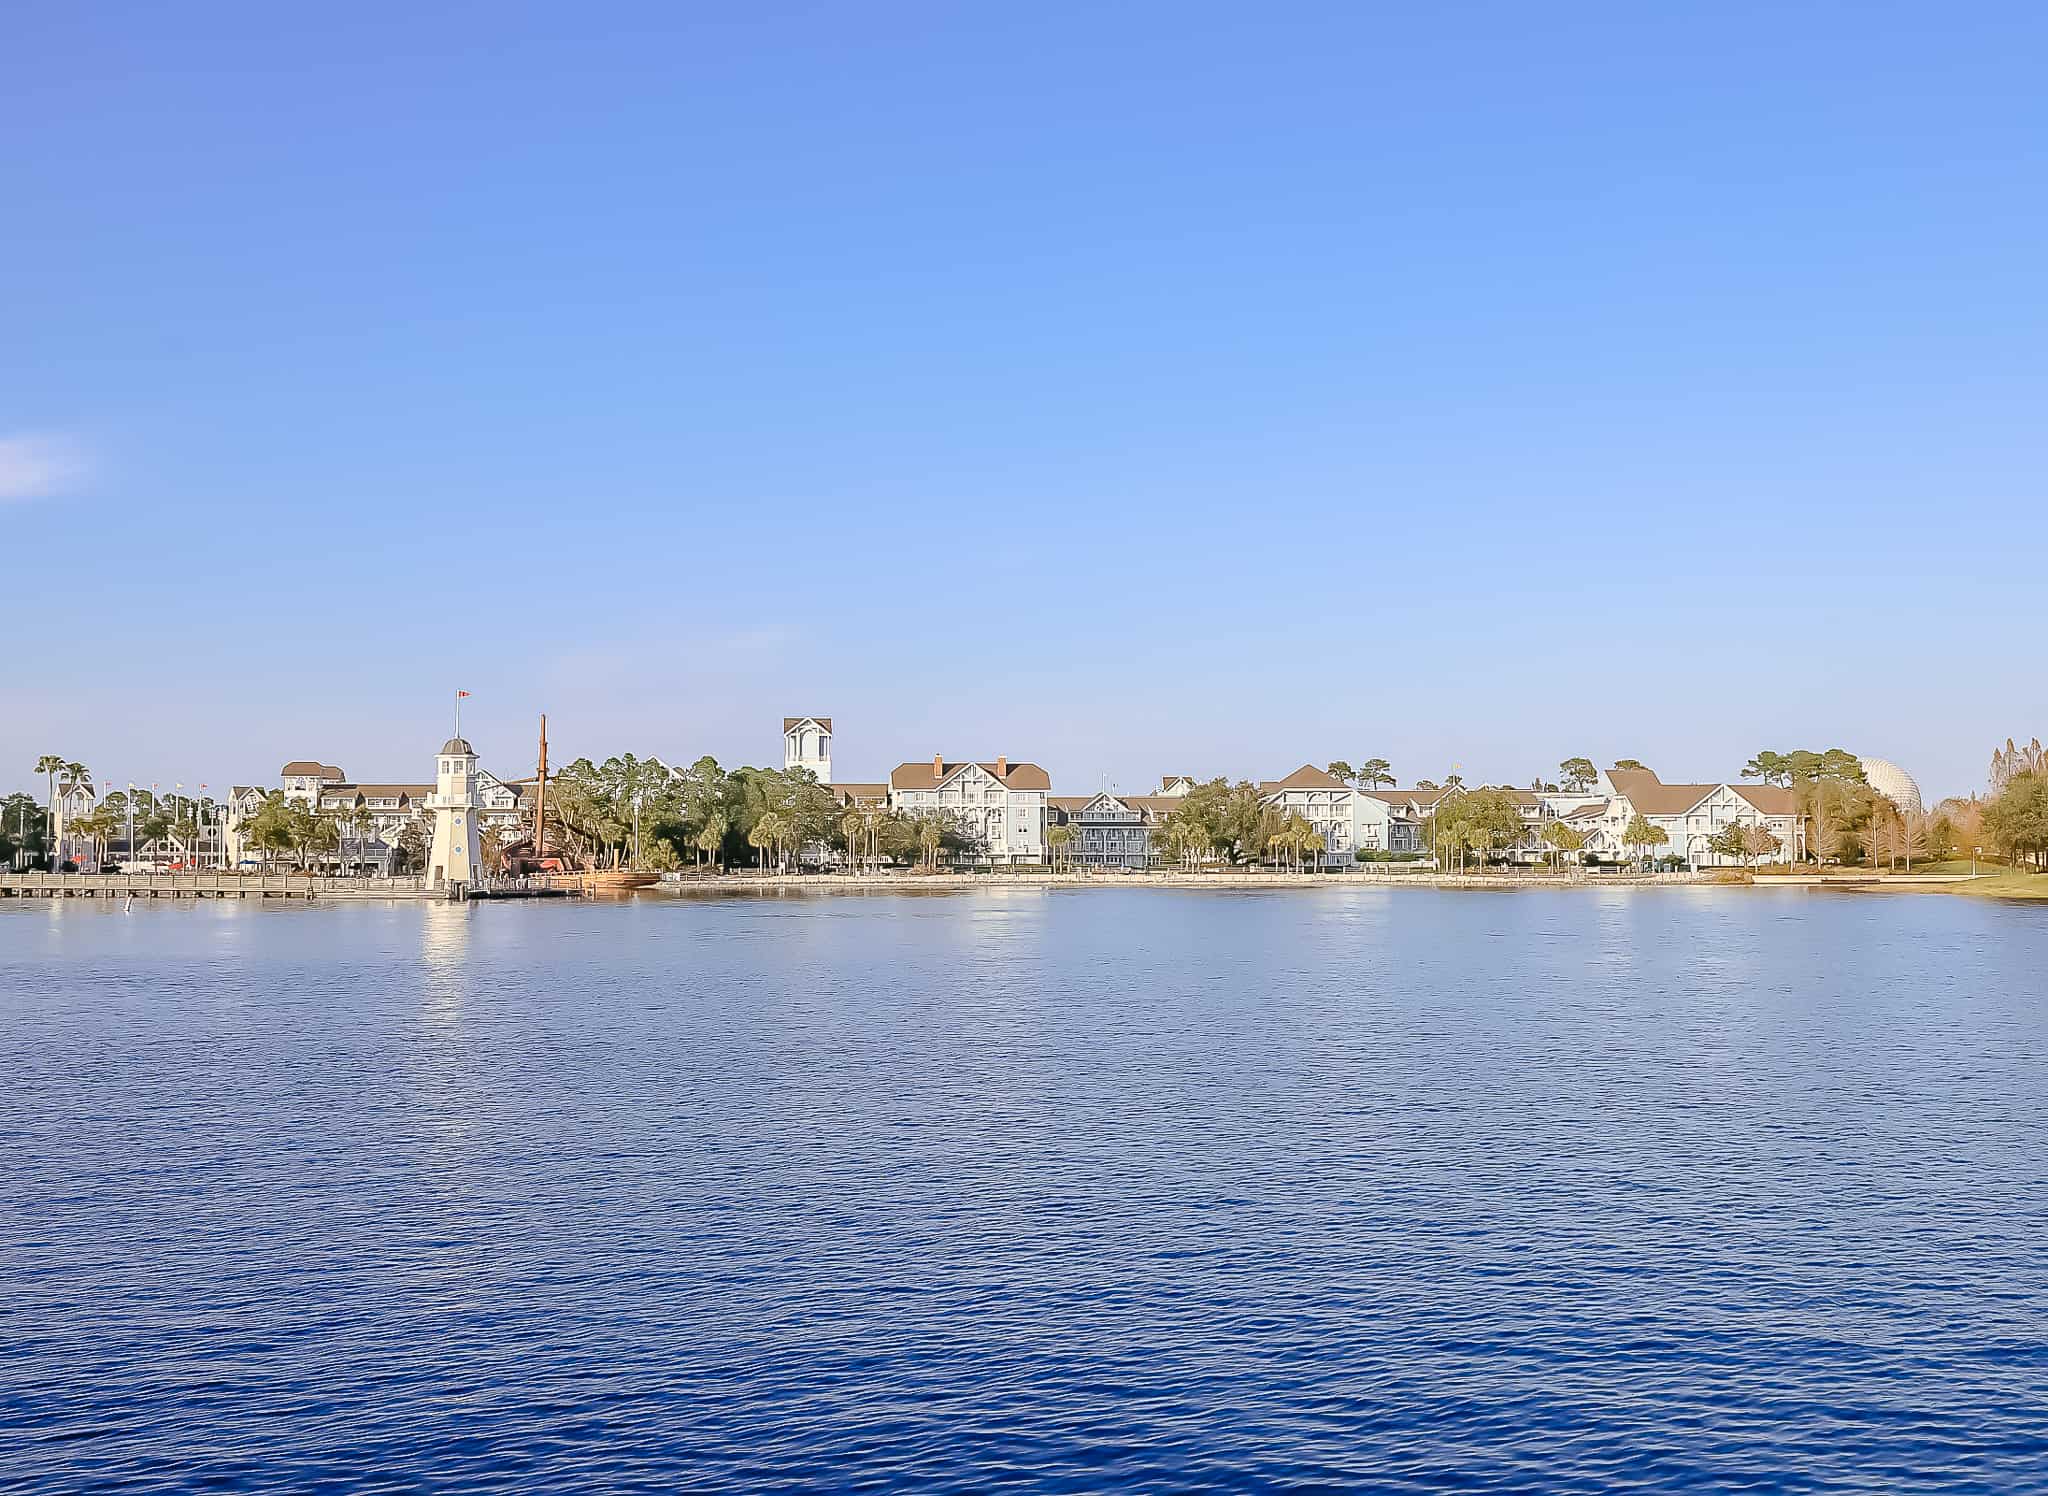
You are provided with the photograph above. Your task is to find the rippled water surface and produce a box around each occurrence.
[4,889,2047,1493]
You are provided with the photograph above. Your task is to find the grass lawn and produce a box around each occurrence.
[1756,858,2048,898]
[1927,866,2048,899]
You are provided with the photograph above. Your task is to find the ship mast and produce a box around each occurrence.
[535,713,549,864]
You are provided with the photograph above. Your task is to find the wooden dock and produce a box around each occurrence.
[1,872,580,901]
[4,872,332,899]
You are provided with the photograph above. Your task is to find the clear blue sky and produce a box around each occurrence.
[6,2,2044,801]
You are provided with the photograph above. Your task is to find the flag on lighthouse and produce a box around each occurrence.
[457,690,471,699]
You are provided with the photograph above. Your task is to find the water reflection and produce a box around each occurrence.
[418,902,471,1026]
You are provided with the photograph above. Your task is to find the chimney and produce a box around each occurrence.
[996,756,1008,779]
[933,753,944,778]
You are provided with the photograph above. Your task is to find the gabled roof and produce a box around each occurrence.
[1263,765,1349,791]
[889,760,1053,792]
[281,761,333,777]
[784,717,833,733]
[321,782,433,802]
[1564,800,1610,820]
[1732,784,1800,815]
[831,782,889,805]
[1358,785,1454,809]
[1047,795,1091,812]
[1606,768,1721,817]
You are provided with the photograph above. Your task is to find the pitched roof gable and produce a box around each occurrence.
[889,759,1052,792]
[1607,768,1721,817]
[1732,784,1800,815]
[1265,765,1348,791]
[1358,785,1453,809]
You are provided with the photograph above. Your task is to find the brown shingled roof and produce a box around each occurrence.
[831,782,888,805]
[1358,785,1453,809]
[281,760,343,778]
[889,760,1052,792]
[1606,768,1720,817]
[1264,765,1348,791]
[784,717,833,732]
[1732,784,1800,815]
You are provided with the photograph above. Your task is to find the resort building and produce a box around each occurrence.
[279,760,345,806]
[301,760,529,872]
[50,776,97,867]
[222,785,269,865]
[1346,772,1803,868]
[887,755,1051,864]
[1586,767,1805,866]
[1259,766,1357,865]
[1047,791,1182,868]
[1353,785,1445,854]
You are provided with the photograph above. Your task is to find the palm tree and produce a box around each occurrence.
[917,816,944,870]
[34,756,65,866]
[694,813,727,871]
[1466,824,1495,872]
[74,801,118,869]
[348,806,377,871]
[1542,821,1586,872]
[841,808,866,873]
[1304,829,1327,872]
[168,803,201,867]
[748,812,784,872]
[1623,814,1667,870]
[1046,823,1074,871]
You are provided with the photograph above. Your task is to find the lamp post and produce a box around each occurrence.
[1973,846,1980,879]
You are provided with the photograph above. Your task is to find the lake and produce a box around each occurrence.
[3,888,2046,1493]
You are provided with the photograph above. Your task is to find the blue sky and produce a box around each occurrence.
[5,2,2044,801]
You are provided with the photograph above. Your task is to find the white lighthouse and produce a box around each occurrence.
[427,736,484,890]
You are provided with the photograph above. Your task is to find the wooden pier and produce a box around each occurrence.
[4,872,331,899]
[0,872,579,902]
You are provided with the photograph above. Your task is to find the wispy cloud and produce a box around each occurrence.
[0,432,89,502]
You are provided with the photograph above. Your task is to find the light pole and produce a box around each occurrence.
[1973,846,1980,879]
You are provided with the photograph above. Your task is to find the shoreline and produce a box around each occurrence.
[8,870,2041,904]
[644,869,2041,899]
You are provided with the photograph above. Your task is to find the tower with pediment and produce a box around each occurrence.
[784,717,832,784]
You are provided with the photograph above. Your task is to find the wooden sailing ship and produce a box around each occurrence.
[499,714,659,892]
